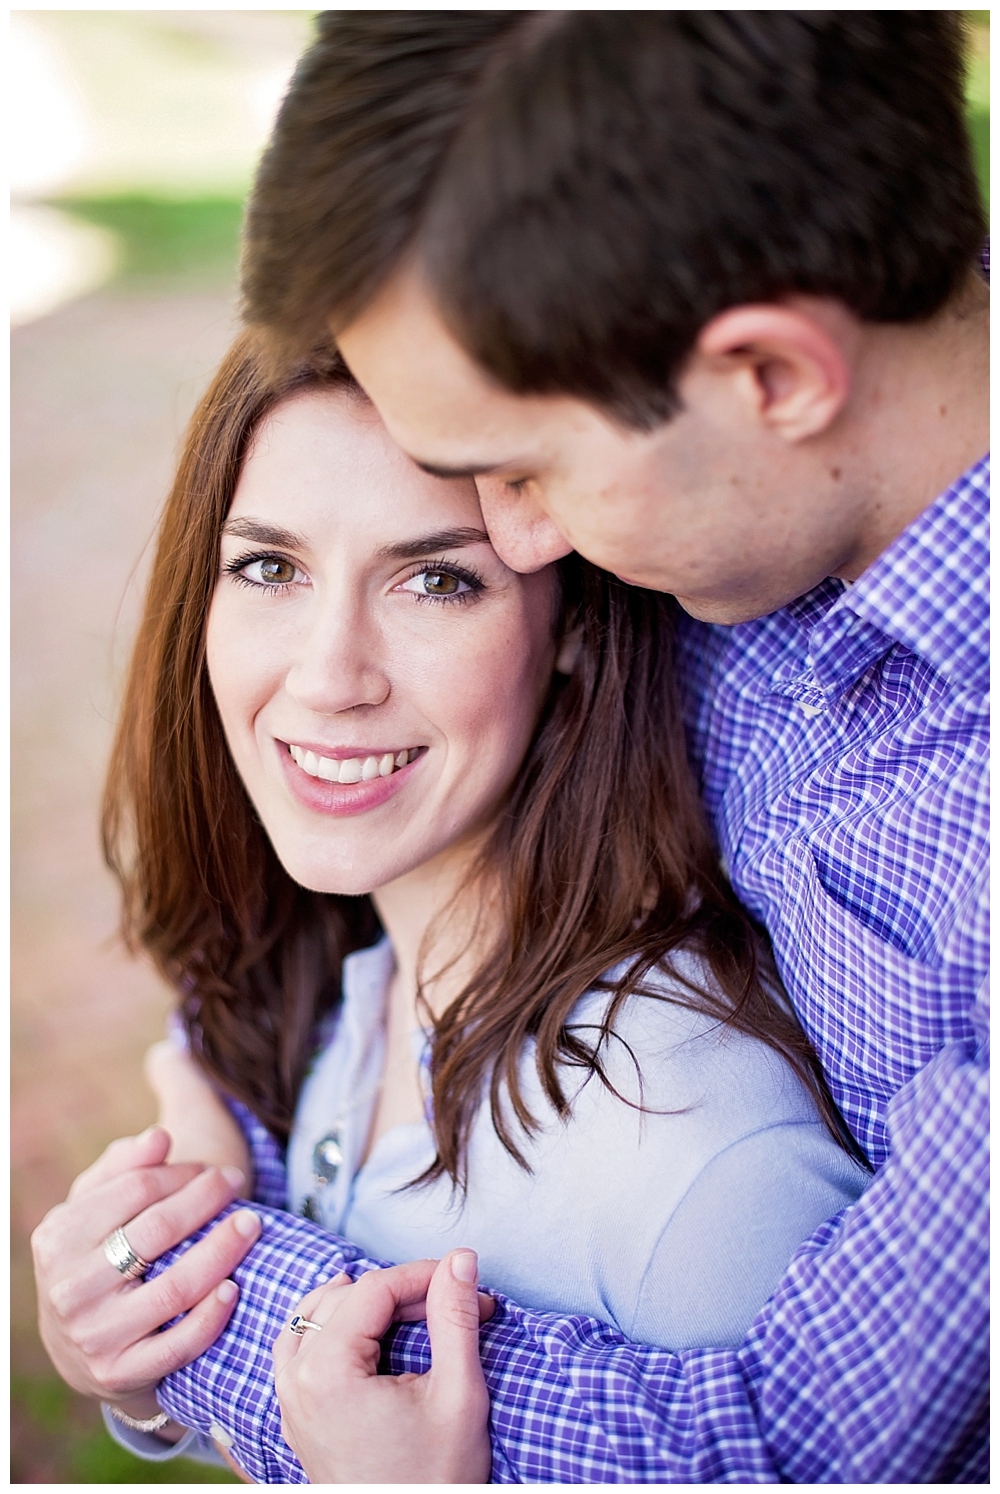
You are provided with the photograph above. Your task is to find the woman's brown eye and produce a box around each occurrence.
[423,571,460,595]
[259,558,296,584]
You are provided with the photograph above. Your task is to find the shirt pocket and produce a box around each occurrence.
[774,844,974,1107]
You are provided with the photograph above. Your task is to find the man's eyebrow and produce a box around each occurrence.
[221,517,308,548]
[376,526,491,561]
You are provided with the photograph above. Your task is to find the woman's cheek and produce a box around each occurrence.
[207,597,289,721]
[455,614,556,763]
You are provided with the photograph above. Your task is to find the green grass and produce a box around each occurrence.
[11,1372,239,1484]
[53,194,245,286]
[70,1433,240,1484]
[966,107,990,208]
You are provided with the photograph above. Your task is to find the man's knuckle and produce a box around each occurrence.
[99,1364,132,1399]
[446,1303,481,1331]
[30,1213,64,1268]
[147,1333,183,1380]
[48,1277,79,1319]
[73,1324,104,1360]
[132,1169,168,1212]
[154,1273,189,1321]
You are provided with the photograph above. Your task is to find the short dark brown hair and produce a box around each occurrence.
[243,10,985,426]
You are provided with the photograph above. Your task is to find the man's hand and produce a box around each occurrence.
[274,1250,494,1483]
[32,1125,261,1411]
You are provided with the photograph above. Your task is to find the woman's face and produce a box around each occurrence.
[206,387,559,896]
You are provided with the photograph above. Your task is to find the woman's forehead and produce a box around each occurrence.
[234,386,487,533]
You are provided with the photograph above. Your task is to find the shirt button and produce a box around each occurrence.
[209,1423,234,1449]
[313,1131,344,1182]
[798,701,825,718]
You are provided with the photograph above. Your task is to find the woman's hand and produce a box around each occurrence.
[32,1125,261,1412]
[144,1040,252,1179]
[274,1250,494,1484]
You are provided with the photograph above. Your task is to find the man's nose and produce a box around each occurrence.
[476,479,573,573]
[285,595,390,715]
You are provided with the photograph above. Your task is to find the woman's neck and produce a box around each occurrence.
[371,834,492,1021]
[360,837,493,1162]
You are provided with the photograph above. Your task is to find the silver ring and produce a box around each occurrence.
[288,1313,323,1335]
[103,1226,152,1281]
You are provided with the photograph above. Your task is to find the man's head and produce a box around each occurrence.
[242,11,985,619]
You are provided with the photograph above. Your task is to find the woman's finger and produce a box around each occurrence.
[81,1163,214,1249]
[273,1271,353,1375]
[424,1251,489,1418]
[32,1162,212,1283]
[287,1271,354,1323]
[41,1205,262,1404]
[53,1171,255,1326]
[84,1206,262,1354]
[67,1127,172,1199]
[95,1276,243,1401]
[116,1165,247,1269]
[288,1260,441,1384]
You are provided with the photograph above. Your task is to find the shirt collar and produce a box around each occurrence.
[340,935,394,1029]
[776,455,989,703]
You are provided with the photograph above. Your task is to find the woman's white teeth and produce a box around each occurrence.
[289,744,417,784]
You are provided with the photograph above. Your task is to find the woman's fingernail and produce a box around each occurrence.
[232,1207,261,1238]
[222,1166,246,1190]
[451,1250,478,1284]
[217,1279,238,1305]
[332,1271,351,1285]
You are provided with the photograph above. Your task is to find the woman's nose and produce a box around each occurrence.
[285,593,390,716]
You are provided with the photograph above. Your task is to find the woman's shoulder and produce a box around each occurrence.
[563,951,822,1131]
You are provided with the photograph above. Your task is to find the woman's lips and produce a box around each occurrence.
[277,740,424,816]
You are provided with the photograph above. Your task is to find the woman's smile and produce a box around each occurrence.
[278,739,425,817]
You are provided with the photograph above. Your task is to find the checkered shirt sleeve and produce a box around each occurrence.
[224,1097,288,1211]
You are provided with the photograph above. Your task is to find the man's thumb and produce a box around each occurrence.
[425,1250,488,1410]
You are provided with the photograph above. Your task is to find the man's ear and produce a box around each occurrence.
[695,299,855,442]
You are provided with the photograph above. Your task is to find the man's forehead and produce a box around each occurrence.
[336,264,588,465]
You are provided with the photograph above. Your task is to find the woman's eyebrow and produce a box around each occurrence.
[376,526,490,561]
[222,517,308,548]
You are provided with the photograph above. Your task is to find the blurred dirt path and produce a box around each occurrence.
[12,287,239,1354]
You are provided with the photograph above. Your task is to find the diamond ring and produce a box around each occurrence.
[288,1313,323,1335]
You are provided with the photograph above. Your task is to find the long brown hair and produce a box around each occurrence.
[103,332,854,1176]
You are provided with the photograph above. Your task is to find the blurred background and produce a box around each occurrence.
[9,9,990,1483]
[11,9,314,1481]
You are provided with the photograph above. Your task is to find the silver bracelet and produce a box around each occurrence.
[105,1401,172,1434]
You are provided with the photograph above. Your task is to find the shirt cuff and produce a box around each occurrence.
[100,1404,225,1466]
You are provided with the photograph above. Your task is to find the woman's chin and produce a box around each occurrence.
[270,844,401,899]
[279,861,381,898]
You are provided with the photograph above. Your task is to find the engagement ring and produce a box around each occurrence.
[288,1313,323,1335]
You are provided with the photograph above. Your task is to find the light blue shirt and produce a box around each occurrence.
[288,938,868,1350]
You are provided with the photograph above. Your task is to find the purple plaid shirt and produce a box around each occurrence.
[150,455,989,1482]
